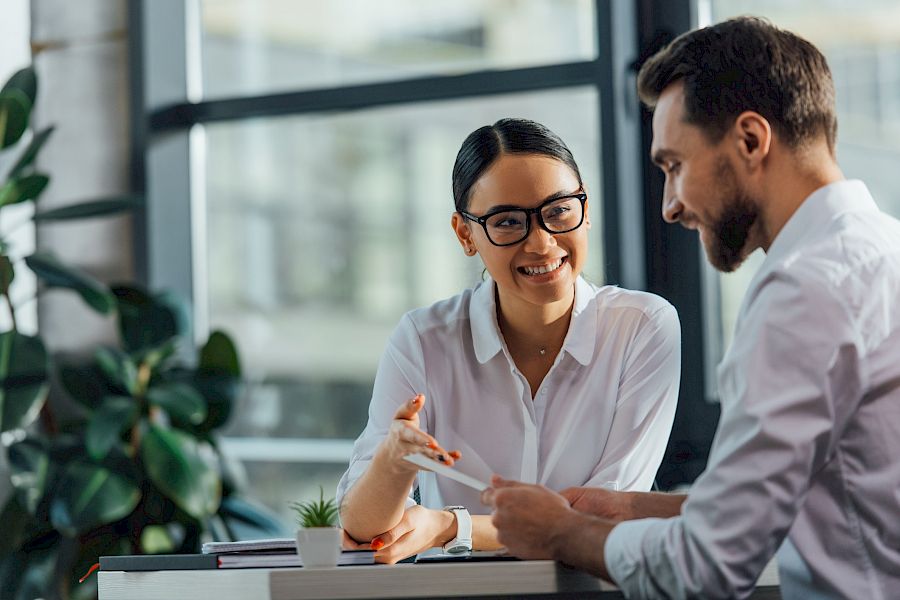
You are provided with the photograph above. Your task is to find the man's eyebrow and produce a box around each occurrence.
[484,189,582,214]
[651,149,676,167]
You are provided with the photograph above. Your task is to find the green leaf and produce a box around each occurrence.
[141,424,221,519]
[189,371,240,432]
[33,196,143,222]
[199,330,241,376]
[0,90,31,149]
[288,486,339,527]
[7,439,49,515]
[0,174,49,207]
[137,338,177,372]
[58,360,118,410]
[94,347,139,396]
[140,525,175,554]
[146,383,206,426]
[112,285,188,353]
[49,460,140,537]
[25,252,115,314]
[0,255,14,295]
[1,67,37,107]
[0,331,49,433]
[8,126,53,179]
[85,396,138,460]
[0,496,32,558]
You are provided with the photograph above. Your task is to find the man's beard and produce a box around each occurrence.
[704,159,758,273]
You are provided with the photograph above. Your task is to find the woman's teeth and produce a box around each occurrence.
[522,258,564,275]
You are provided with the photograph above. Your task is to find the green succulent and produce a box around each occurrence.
[289,487,339,528]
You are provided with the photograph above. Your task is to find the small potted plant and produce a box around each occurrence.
[290,486,342,568]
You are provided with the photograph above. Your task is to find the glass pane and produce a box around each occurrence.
[234,461,349,523]
[203,89,602,512]
[199,0,596,99]
[704,1,900,373]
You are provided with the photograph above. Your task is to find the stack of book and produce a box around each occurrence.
[202,538,374,569]
[99,538,374,571]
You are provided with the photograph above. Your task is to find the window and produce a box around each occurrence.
[199,0,596,98]
[136,0,641,519]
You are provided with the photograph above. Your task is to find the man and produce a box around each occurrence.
[482,16,900,600]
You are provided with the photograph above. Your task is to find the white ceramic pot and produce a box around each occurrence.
[295,527,341,568]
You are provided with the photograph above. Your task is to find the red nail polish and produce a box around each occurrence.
[371,538,385,550]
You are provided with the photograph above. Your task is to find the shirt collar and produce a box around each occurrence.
[470,279,503,364]
[764,179,878,266]
[469,276,597,366]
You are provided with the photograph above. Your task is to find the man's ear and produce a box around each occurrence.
[451,212,477,256]
[733,111,772,169]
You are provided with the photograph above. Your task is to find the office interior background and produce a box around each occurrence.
[1,0,899,528]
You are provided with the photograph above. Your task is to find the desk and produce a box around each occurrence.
[99,558,781,599]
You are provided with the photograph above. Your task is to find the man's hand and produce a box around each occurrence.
[481,476,576,560]
[482,475,615,579]
[560,487,632,522]
[368,505,456,564]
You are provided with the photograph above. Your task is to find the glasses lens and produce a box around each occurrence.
[541,196,583,232]
[485,210,529,245]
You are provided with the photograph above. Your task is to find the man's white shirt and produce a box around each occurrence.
[605,180,900,599]
[337,276,681,513]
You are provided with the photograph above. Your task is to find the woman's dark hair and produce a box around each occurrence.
[451,118,583,212]
[637,16,837,152]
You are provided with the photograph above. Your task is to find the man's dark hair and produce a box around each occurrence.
[452,118,583,213]
[637,16,837,152]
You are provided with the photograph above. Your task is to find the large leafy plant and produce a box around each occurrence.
[0,68,285,600]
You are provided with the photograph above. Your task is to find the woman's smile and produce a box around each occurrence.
[516,255,569,281]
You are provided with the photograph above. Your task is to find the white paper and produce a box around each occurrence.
[403,454,490,491]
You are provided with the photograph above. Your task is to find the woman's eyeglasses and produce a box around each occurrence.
[459,192,587,247]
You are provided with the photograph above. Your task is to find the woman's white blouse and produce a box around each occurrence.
[336,276,681,514]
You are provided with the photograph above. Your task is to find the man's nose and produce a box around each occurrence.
[662,194,683,224]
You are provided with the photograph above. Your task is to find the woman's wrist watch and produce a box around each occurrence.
[441,506,473,555]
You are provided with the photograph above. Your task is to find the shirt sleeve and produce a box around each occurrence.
[335,314,428,509]
[584,302,681,491]
[603,272,865,599]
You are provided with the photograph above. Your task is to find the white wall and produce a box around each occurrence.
[32,0,133,352]
[0,0,30,511]
[0,0,29,82]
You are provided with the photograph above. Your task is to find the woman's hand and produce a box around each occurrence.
[341,529,372,550]
[376,394,461,474]
[559,487,632,522]
[369,505,456,564]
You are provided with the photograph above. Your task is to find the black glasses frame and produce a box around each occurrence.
[459,192,588,247]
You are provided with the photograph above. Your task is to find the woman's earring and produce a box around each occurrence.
[465,244,476,256]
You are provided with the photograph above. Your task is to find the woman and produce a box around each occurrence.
[337,118,680,563]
